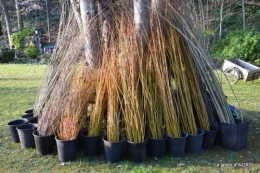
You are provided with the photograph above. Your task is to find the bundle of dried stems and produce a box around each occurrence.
[33,0,235,141]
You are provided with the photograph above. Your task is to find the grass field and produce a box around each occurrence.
[0,64,259,173]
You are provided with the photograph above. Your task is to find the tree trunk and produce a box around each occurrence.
[80,0,101,69]
[219,0,224,39]
[98,0,114,49]
[0,0,12,49]
[15,0,23,30]
[45,0,51,42]
[242,0,246,29]
[134,0,151,50]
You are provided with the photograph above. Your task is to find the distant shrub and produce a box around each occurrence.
[212,30,260,62]
[24,44,39,59]
[11,28,34,50]
[255,59,260,67]
[1,49,15,62]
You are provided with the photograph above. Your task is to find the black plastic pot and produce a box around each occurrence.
[166,132,188,157]
[56,137,78,162]
[7,119,28,143]
[33,130,55,155]
[25,109,34,114]
[147,135,168,158]
[16,123,37,148]
[21,113,34,120]
[103,136,126,163]
[185,128,204,154]
[202,127,218,149]
[28,115,38,124]
[126,138,148,163]
[81,130,103,157]
[220,119,249,151]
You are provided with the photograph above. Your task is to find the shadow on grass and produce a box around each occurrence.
[0,78,42,81]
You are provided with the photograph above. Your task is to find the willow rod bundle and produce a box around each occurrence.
[87,68,108,136]
[141,11,181,138]
[140,55,164,139]
[57,64,97,140]
[165,0,235,124]
[119,14,146,142]
[105,38,122,142]
[178,37,210,131]
[35,10,89,136]
[165,27,198,134]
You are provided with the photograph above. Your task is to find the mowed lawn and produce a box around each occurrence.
[0,64,259,173]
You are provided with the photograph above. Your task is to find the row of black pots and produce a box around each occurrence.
[7,118,38,148]
[6,125,218,163]
[7,116,39,143]
[57,120,249,162]
[7,118,249,163]
[59,128,212,163]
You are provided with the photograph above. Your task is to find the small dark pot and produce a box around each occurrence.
[7,119,28,143]
[25,109,34,114]
[203,127,218,149]
[56,137,78,162]
[103,136,125,163]
[186,128,204,154]
[166,132,188,157]
[16,123,37,148]
[147,135,168,158]
[33,131,55,155]
[21,113,34,120]
[127,138,148,163]
[28,116,38,124]
[81,130,103,157]
[220,119,249,151]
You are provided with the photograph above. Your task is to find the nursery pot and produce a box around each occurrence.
[220,119,249,151]
[103,136,126,163]
[126,138,148,163]
[25,109,34,114]
[7,119,28,143]
[147,135,168,158]
[28,115,38,124]
[166,132,188,157]
[16,123,37,148]
[33,130,54,155]
[202,126,218,149]
[185,128,204,154]
[56,137,78,162]
[81,130,103,157]
[21,113,34,120]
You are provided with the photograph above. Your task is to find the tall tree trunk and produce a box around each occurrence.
[98,0,114,49]
[242,0,246,29]
[0,0,12,49]
[134,0,151,50]
[15,0,23,30]
[45,0,51,42]
[219,0,224,39]
[80,0,101,69]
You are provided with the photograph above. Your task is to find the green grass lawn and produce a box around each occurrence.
[0,64,260,173]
